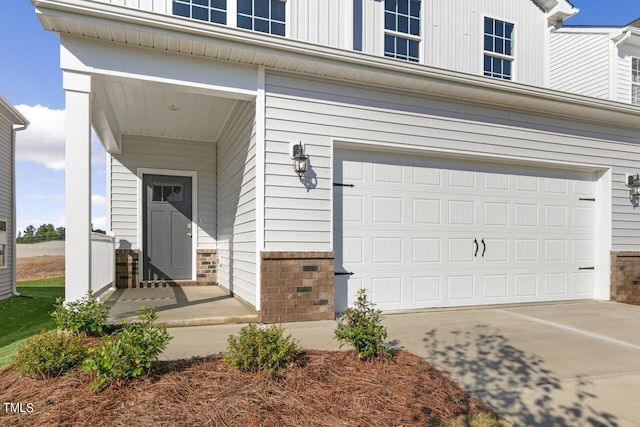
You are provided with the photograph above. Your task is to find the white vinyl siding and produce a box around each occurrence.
[110,136,216,249]
[289,0,353,49]
[0,116,13,300]
[549,32,611,99]
[264,71,640,252]
[216,101,257,306]
[362,0,547,85]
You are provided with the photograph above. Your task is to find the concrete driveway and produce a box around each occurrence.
[164,301,640,426]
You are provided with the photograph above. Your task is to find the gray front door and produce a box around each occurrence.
[142,174,193,281]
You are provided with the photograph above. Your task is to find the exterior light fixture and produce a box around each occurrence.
[626,173,640,203]
[166,104,180,111]
[292,141,308,179]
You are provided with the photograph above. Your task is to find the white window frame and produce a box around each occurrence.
[482,15,515,81]
[382,0,422,63]
[632,57,640,105]
[236,0,287,37]
[0,219,6,269]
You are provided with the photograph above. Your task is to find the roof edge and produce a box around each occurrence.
[0,94,29,128]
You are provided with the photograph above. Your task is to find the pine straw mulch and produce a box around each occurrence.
[0,350,496,427]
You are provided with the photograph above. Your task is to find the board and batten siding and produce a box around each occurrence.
[216,101,257,305]
[264,71,640,252]
[0,115,14,300]
[362,0,549,86]
[549,32,611,100]
[109,136,216,250]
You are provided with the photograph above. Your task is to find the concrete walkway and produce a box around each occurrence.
[163,301,640,427]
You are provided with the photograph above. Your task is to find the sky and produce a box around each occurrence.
[0,0,639,234]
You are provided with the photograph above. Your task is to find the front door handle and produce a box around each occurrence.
[481,239,486,257]
[474,238,479,258]
[187,233,192,237]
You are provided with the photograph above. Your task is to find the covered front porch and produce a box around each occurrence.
[62,35,263,312]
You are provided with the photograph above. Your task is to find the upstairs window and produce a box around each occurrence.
[173,0,227,25]
[633,57,640,105]
[238,0,286,36]
[483,17,514,80]
[384,0,421,62]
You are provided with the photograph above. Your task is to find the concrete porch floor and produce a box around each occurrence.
[101,285,259,327]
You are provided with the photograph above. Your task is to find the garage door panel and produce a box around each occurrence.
[334,150,595,311]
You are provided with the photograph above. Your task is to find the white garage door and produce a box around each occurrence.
[333,149,596,312]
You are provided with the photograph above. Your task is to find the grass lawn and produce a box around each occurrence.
[0,277,64,368]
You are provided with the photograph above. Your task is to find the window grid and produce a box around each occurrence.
[633,57,640,105]
[384,0,421,62]
[237,0,286,36]
[173,0,227,25]
[483,17,514,80]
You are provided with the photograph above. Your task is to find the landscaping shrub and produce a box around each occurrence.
[83,307,172,390]
[51,291,110,336]
[13,330,87,379]
[224,323,300,374]
[334,288,392,360]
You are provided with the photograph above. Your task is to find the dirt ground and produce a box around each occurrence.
[0,350,497,426]
[16,256,65,282]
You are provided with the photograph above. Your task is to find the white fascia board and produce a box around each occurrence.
[35,0,640,130]
[0,94,29,128]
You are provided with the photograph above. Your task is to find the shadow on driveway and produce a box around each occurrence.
[422,326,619,426]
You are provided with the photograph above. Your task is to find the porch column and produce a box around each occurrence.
[63,71,92,302]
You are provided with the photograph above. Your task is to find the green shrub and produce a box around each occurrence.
[334,288,391,360]
[224,323,300,374]
[83,307,172,390]
[13,330,87,379]
[51,291,110,336]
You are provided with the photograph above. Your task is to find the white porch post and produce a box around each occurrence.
[63,71,92,302]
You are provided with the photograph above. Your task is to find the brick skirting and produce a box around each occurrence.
[115,249,217,288]
[610,251,640,304]
[260,251,335,323]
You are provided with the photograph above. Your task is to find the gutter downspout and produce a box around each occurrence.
[11,123,28,297]
[613,30,631,47]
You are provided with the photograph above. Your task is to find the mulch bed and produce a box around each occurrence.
[0,350,495,426]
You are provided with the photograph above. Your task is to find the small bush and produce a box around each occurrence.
[334,288,391,360]
[447,413,504,427]
[224,323,300,374]
[13,330,87,379]
[83,307,172,390]
[51,291,110,336]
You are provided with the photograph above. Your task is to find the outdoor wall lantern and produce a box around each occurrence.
[292,141,308,179]
[626,173,640,204]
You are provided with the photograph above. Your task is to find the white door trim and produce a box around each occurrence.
[137,168,198,281]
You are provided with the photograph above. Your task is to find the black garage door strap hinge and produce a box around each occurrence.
[579,267,595,270]
[579,198,595,202]
[334,272,354,276]
[333,183,354,187]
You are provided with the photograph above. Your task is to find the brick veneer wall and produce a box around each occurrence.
[196,249,217,284]
[115,249,139,288]
[115,249,217,288]
[610,251,640,304]
[260,251,335,323]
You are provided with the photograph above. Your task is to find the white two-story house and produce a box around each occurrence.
[33,0,640,321]
[0,95,29,300]
[550,18,640,105]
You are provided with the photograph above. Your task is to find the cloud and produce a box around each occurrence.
[92,216,106,230]
[15,104,106,170]
[92,194,106,207]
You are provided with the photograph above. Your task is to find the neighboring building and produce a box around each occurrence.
[33,0,640,320]
[550,19,640,104]
[0,95,29,300]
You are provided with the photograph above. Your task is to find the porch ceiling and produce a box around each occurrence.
[93,76,238,151]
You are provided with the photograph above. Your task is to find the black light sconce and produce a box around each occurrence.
[292,142,308,179]
[627,173,640,204]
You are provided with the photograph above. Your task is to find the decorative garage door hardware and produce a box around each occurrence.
[473,239,487,258]
[579,198,596,201]
[334,272,354,276]
[579,267,595,270]
[333,183,354,187]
